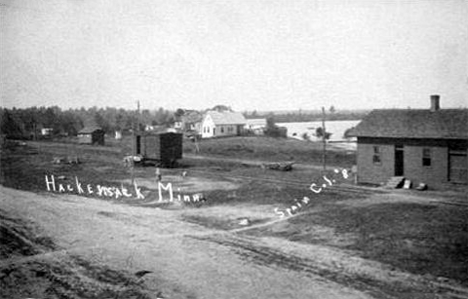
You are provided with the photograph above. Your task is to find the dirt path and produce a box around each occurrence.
[0,186,377,299]
[3,186,467,299]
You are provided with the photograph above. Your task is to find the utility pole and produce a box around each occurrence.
[131,101,140,185]
[131,113,135,185]
[322,106,327,171]
[33,121,37,141]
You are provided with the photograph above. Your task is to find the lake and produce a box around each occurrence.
[277,120,361,143]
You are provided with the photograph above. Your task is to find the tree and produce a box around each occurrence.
[115,112,125,131]
[44,107,57,129]
[343,127,355,140]
[94,111,111,133]
[0,109,24,138]
[264,116,285,138]
[174,108,185,117]
[329,105,336,114]
[315,127,332,140]
[60,111,82,136]
[154,107,173,126]
[212,105,232,112]
[301,132,310,141]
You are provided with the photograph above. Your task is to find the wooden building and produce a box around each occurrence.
[177,110,203,133]
[134,132,183,167]
[77,126,105,145]
[245,118,267,135]
[201,111,246,138]
[353,95,467,188]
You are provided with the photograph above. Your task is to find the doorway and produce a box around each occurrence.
[395,145,404,176]
[449,150,467,183]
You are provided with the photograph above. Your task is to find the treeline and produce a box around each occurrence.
[0,106,174,139]
[244,108,369,123]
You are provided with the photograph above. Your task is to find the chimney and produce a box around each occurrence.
[430,95,440,111]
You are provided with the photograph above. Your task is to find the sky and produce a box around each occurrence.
[1,0,467,112]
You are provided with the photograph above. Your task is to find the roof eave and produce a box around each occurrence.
[355,135,468,140]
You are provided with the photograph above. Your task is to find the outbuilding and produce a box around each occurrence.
[245,118,267,135]
[77,126,105,145]
[353,95,467,188]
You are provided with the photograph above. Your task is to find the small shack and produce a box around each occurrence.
[134,132,183,167]
[78,126,105,145]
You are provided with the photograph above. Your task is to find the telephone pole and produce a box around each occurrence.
[131,101,140,185]
[322,106,327,171]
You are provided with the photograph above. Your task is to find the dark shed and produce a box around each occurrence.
[134,132,183,166]
[78,126,105,145]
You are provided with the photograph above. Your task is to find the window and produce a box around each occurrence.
[373,146,381,164]
[422,148,431,166]
[221,127,224,133]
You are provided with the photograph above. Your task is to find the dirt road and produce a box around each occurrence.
[0,186,377,299]
[3,185,468,299]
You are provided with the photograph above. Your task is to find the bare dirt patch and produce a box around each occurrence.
[181,203,277,231]
[118,175,240,193]
[0,210,159,299]
[0,210,55,259]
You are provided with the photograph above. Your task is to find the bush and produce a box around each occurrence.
[264,117,287,138]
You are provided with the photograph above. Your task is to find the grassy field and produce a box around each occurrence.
[242,200,468,284]
[41,134,356,167]
[105,135,356,167]
[183,136,356,166]
[1,138,467,295]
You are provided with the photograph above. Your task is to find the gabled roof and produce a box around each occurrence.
[182,110,203,123]
[353,109,468,139]
[78,126,103,134]
[205,111,246,125]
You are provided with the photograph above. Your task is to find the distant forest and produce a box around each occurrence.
[0,106,174,139]
[243,106,369,123]
[0,104,369,140]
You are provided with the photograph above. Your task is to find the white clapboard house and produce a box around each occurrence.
[201,111,246,138]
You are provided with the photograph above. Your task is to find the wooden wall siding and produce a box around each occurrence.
[357,137,468,187]
[357,143,395,185]
[135,133,183,163]
[78,134,92,144]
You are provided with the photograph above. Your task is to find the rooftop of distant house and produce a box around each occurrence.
[205,110,246,125]
[78,126,104,134]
